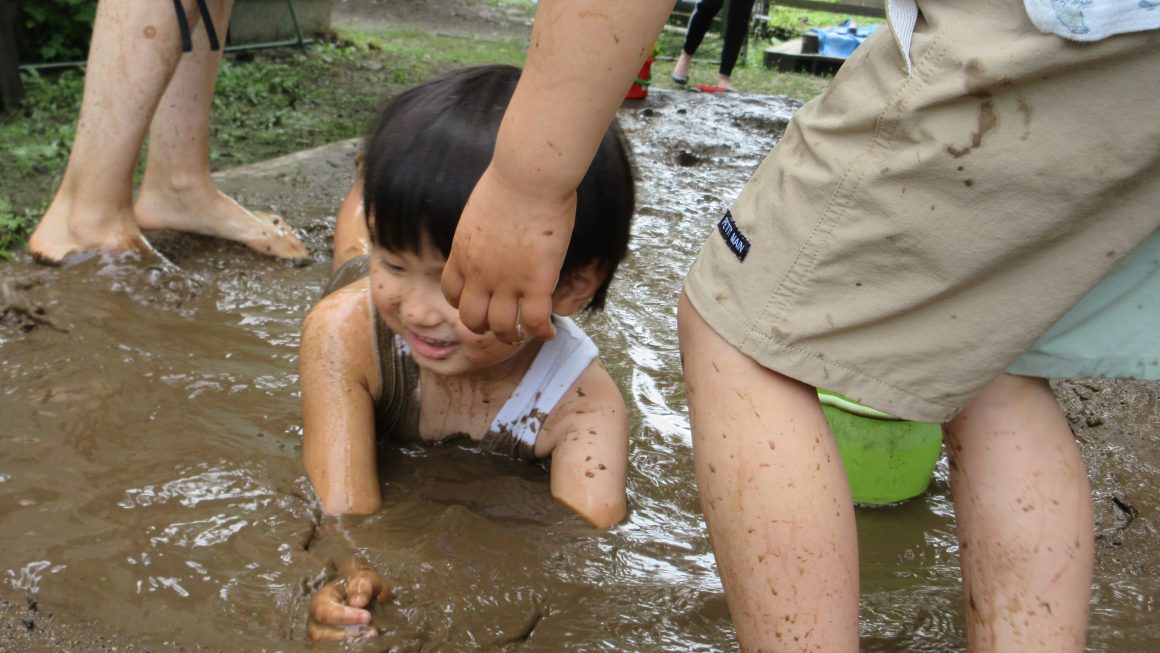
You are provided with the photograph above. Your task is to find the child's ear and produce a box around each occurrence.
[551,263,606,317]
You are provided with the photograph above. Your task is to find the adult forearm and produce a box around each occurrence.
[491,0,672,198]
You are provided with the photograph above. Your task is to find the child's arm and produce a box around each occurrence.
[332,179,370,272]
[301,291,393,639]
[300,282,382,515]
[539,361,629,528]
[442,0,674,343]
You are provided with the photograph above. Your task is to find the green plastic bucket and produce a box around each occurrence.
[818,390,943,506]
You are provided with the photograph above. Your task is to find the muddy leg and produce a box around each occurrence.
[944,374,1093,653]
[134,0,307,259]
[678,291,860,652]
[27,0,193,262]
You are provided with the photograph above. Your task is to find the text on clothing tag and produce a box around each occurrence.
[717,210,750,261]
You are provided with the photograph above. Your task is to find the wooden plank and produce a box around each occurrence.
[764,47,845,75]
[0,0,24,111]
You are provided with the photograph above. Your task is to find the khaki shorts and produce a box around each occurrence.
[683,0,1160,422]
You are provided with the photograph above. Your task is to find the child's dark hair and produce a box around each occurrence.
[361,64,634,311]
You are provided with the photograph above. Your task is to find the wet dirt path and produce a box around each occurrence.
[1,90,1157,651]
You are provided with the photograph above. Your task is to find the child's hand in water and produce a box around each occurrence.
[443,165,574,343]
[307,569,391,640]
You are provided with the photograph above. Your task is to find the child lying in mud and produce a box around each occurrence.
[298,64,635,640]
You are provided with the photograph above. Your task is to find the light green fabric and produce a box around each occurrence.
[1008,229,1160,380]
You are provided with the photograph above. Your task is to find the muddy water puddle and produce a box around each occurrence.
[2,91,1157,651]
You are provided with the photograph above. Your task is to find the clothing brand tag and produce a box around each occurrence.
[717,210,750,261]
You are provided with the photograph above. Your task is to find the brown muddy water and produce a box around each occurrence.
[2,90,1158,652]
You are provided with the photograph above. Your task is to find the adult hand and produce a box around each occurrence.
[442,166,576,343]
[307,569,391,641]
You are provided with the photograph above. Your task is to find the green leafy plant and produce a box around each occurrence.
[763,3,885,41]
[20,0,97,63]
[1,69,82,180]
[0,197,37,260]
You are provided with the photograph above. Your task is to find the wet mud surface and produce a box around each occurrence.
[1,90,1157,651]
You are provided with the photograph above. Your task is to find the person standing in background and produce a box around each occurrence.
[670,0,757,93]
[28,0,306,263]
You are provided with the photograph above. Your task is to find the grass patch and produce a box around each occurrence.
[0,198,37,260]
[651,27,832,99]
[652,0,880,96]
[335,27,528,74]
[763,4,884,41]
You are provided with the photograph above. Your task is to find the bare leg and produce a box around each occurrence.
[716,0,754,90]
[944,374,1092,652]
[135,0,307,258]
[672,51,693,82]
[678,292,860,652]
[28,0,191,261]
[675,0,723,84]
[331,178,369,271]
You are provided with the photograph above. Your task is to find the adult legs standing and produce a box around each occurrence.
[135,0,306,258]
[671,0,724,84]
[29,0,186,261]
[717,0,756,81]
[671,0,755,90]
[29,0,305,263]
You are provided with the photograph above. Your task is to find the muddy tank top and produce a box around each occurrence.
[321,256,422,441]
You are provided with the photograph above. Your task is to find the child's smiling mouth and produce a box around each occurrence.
[408,331,458,360]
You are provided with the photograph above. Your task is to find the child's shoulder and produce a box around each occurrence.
[534,322,627,456]
[304,276,369,325]
[301,278,375,364]
[548,317,623,410]
[550,355,624,423]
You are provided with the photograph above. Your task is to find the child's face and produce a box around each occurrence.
[368,238,533,377]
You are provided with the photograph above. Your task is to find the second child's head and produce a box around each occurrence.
[360,64,634,374]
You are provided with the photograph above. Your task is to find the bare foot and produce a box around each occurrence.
[135,184,308,259]
[28,196,155,264]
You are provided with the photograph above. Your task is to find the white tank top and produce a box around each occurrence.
[489,316,598,449]
[395,316,598,452]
